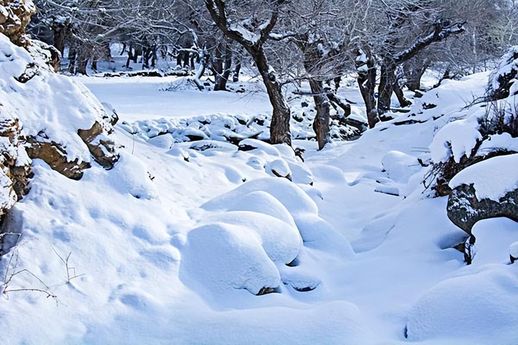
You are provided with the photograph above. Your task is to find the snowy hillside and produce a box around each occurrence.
[1,7,518,345]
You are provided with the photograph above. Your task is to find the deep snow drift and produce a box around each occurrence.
[1,35,517,345]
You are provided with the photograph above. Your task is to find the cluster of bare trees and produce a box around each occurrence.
[30,0,518,148]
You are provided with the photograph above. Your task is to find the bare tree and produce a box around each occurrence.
[205,0,292,145]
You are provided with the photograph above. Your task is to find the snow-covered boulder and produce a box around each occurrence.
[180,223,282,295]
[204,211,302,265]
[265,158,292,180]
[430,118,482,165]
[107,152,157,200]
[447,154,518,233]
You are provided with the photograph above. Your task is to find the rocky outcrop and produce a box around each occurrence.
[447,184,518,234]
[24,115,120,179]
[78,120,119,170]
[25,136,90,180]
[0,0,35,46]
[0,118,32,221]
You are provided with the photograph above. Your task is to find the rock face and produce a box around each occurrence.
[0,118,32,221]
[25,137,90,180]
[447,184,518,234]
[0,0,35,46]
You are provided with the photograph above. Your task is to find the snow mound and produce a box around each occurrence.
[106,152,157,199]
[204,211,302,264]
[202,177,353,256]
[265,158,292,179]
[381,150,420,183]
[209,190,296,227]
[180,223,281,295]
[478,133,518,155]
[510,242,518,259]
[471,218,518,265]
[430,118,482,163]
[449,154,518,201]
[406,267,518,343]
[202,177,318,217]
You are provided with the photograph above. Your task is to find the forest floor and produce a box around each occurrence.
[1,70,517,345]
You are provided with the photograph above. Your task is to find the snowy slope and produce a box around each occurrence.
[1,37,517,345]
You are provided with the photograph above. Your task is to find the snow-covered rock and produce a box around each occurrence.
[202,177,318,217]
[430,118,482,164]
[446,154,518,233]
[450,154,518,201]
[265,158,292,180]
[489,46,518,99]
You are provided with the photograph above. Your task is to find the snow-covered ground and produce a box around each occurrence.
[1,47,518,345]
[79,76,272,122]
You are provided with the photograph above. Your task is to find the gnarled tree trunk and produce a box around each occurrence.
[355,48,379,128]
[251,46,291,145]
[309,79,330,150]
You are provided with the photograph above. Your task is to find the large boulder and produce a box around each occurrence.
[447,184,518,234]
[447,154,518,234]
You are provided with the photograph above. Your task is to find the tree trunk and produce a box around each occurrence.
[52,24,66,56]
[309,79,330,150]
[355,49,379,128]
[133,47,140,63]
[176,50,183,67]
[222,43,232,84]
[67,46,77,74]
[214,42,233,91]
[403,57,430,91]
[126,44,134,68]
[213,44,224,89]
[378,61,397,115]
[250,46,291,145]
[77,46,90,75]
[182,50,190,68]
[394,82,411,107]
[233,57,242,82]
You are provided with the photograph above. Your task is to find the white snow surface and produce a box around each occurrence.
[1,35,517,345]
[511,241,518,259]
